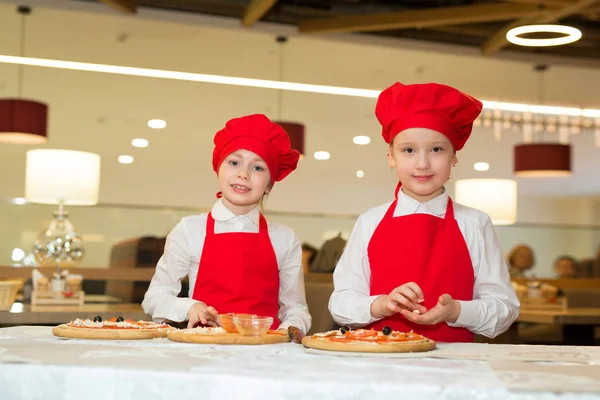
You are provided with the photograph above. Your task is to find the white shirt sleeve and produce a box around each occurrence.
[448,215,520,338]
[142,219,200,323]
[276,233,312,334]
[328,213,382,328]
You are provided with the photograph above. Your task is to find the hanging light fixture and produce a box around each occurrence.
[505,3,582,48]
[272,36,305,157]
[506,24,582,47]
[0,6,48,145]
[513,65,572,177]
[455,179,517,226]
[514,143,571,177]
[278,121,305,155]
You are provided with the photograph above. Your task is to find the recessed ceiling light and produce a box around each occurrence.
[118,155,134,164]
[12,197,26,205]
[356,170,365,178]
[353,136,371,145]
[132,138,149,148]
[314,151,330,161]
[147,119,166,129]
[474,162,490,171]
[11,248,25,262]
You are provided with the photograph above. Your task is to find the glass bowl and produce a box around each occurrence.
[218,313,255,333]
[232,315,273,336]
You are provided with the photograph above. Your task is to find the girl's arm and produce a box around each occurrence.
[142,220,200,323]
[448,215,520,337]
[277,234,312,334]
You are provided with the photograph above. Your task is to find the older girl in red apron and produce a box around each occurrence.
[329,83,519,342]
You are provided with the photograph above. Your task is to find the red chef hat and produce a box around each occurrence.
[212,114,300,187]
[375,82,482,151]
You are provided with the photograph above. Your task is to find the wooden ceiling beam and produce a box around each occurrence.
[481,0,600,55]
[501,1,600,20]
[499,0,573,6]
[100,0,136,14]
[298,3,553,35]
[425,25,491,38]
[242,0,278,27]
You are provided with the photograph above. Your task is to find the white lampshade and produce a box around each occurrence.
[455,179,517,225]
[25,149,101,205]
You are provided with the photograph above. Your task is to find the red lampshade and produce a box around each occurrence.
[514,143,571,177]
[0,99,48,145]
[276,121,305,157]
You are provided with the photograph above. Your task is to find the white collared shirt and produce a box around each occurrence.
[328,189,520,338]
[142,199,311,333]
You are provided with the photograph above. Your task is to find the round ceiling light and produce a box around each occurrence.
[353,136,371,145]
[118,155,134,164]
[314,151,330,161]
[132,138,149,148]
[474,162,490,172]
[147,119,166,129]
[506,25,582,47]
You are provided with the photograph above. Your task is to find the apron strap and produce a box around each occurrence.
[258,213,268,235]
[383,198,398,220]
[206,212,216,235]
[444,198,455,221]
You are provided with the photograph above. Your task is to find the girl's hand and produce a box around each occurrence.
[401,294,461,325]
[371,282,428,318]
[187,303,219,329]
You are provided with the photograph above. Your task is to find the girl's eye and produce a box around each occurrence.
[432,147,443,153]
[229,160,239,166]
[402,148,415,154]
[253,165,265,172]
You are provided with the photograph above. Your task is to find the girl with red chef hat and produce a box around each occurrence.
[329,82,519,342]
[143,114,311,340]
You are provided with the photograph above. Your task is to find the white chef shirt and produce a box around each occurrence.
[142,199,312,333]
[329,189,519,338]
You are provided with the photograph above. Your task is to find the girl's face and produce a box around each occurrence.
[388,128,456,202]
[218,149,271,215]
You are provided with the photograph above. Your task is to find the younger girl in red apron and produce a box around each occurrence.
[329,82,519,342]
[143,114,311,339]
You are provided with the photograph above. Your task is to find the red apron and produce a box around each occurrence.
[367,197,474,342]
[191,212,280,328]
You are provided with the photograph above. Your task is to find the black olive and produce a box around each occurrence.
[93,316,102,322]
[116,316,124,322]
[340,325,350,334]
[382,326,392,335]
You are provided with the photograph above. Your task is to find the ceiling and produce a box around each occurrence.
[0,1,599,217]
[84,0,600,61]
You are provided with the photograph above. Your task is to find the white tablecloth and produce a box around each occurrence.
[0,326,599,400]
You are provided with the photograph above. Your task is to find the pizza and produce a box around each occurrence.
[52,316,174,340]
[167,326,290,345]
[302,327,436,353]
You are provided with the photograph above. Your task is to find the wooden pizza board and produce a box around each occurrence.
[52,324,171,340]
[167,330,290,345]
[301,336,436,353]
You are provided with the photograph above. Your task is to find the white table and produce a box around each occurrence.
[0,326,599,400]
